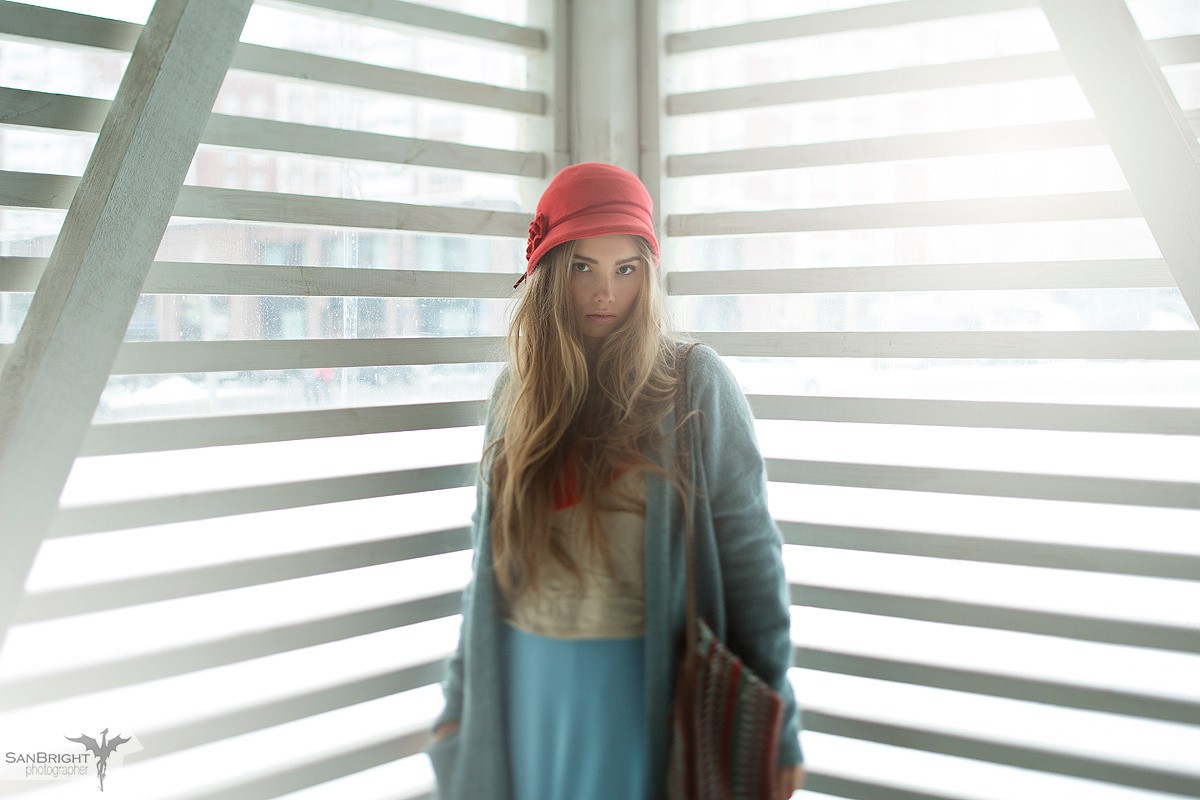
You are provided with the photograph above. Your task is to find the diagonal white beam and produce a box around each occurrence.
[1039,0,1200,324]
[0,0,252,649]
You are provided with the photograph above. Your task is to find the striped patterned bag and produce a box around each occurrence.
[667,343,786,800]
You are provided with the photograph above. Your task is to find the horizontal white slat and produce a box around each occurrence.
[229,42,544,115]
[0,256,517,298]
[278,0,545,50]
[0,170,531,234]
[804,709,1200,796]
[124,659,445,762]
[792,583,1200,652]
[779,520,1200,579]
[668,119,1111,175]
[0,592,460,708]
[666,36,1200,115]
[0,2,544,114]
[748,394,1200,435]
[18,526,471,621]
[0,87,544,177]
[667,260,1176,294]
[796,646,1200,725]
[49,463,477,536]
[693,330,1200,359]
[767,457,1200,508]
[116,336,503,374]
[802,773,965,800]
[668,0,1038,53]
[667,192,1141,235]
[82,400,487,455]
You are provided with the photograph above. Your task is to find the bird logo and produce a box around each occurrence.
[65,728,129,792]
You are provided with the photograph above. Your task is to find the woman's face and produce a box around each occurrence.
[568,234,643,354]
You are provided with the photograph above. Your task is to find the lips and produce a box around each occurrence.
[587,313,616,323]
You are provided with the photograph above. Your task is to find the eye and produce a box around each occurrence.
[616,264,637,275]
[571,262,590,273]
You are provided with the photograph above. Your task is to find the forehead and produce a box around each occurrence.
[572,234,640,262]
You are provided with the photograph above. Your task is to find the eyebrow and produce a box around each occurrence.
[573,255,641,265]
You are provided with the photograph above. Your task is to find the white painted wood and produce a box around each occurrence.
[802,708,1200,794]
[0,0,252,647]
[0,592,461,708]
[230,43,544,115]
[766,457,1200,508]
[274,0,546,50]
[1041,0,1200,324]
[0,170,533,235]
[667,260,1176,294]
[793,583,1200,653]
[48,463,477,536]
[102,336,505,375]
[3,257,524,297]
[81,400,487,455]
[570,0,640,167]
[667,192,1141,235]
[0,87,545,176]
[667,119,1109,175]
[780,520,1200,580]
[19,527,471,620]
[0,2,545,114]
[696,330,1199,359]
[748,394,1200,435]
[796,647,1200,725]
[667,0,1038,53]
[665,37,1198,115]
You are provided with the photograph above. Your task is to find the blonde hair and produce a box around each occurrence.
[487,236,688,600]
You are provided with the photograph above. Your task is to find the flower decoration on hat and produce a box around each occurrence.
[526,212,549,263]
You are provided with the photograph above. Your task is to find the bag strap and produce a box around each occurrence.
[674,342,700,658]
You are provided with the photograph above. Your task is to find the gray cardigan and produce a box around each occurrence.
[428,344,803,800]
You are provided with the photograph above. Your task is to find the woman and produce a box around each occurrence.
[427,162,805,800]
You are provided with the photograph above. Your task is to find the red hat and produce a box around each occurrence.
[516,162,659,288]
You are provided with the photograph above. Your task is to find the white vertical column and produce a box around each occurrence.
[569,0,641,169]
[0,0,253,647]
[1040,0,1200,323]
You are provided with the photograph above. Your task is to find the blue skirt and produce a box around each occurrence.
[502,623,648,800]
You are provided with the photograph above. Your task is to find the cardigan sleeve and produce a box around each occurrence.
[687,344,804,766]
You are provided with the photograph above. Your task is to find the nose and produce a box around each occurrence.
[595,274,615,302]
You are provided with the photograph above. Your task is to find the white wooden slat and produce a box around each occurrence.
[668,119,1108,175]
[229,42,544,116]
[107,336,504,375]
[748,394,1200,435]
[0,0,254,649]
[48,462,477,537]
[2,257,522,297]
[0,591,461,709]
[1041,0,1200,325]
[0,170,531,235]
[277,0,546,51]
[792,583,1200,652]
[81,400,488,455]
[0,87,544,177]
[0,2,545,115]
[802,774,961,800]
[18,526,471,621]
[804,709,1200,796]
[796,646,1200,725]
[779,520,1200,580]
[667,260,1176,294]
[667,192,1141,236]
[124,660,445,763]
[767,457,1200,508]
[694,330,1200,359]
[667,0,1038,53]
[665,36,1199,115]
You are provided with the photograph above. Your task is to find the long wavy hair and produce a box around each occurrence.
[487,235,690,600]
